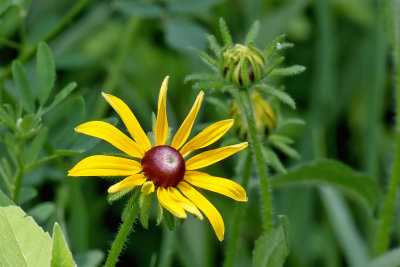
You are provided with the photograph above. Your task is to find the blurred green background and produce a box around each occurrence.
[0,0,395,266]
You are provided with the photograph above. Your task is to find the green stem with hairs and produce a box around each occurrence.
[105,190,140,267]
[232,88,273,234]
[223,151,252,267]
[375,4,400,254]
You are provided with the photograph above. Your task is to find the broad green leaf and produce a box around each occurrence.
[254,84,296,109]
[27,202,56,225]
[75,250,104,267]
[253,215,290,267]
[271,159,380,208]
[0,188,52,266]
[366,248,400,267]
[42,82,77,115]
[18,187,38,205]
[12,61,35,113]
[37,42,56,105]
[50,223,76,267]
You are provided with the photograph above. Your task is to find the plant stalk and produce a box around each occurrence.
[105,190,140,267]
[232,88,273,234]
[223,151,252,267]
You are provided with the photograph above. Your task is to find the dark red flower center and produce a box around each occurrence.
[141,145,185,187]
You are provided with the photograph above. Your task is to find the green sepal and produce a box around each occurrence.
[218,17,233,47]
[139,192,154,229]
[240,57,250,87]
[107,186,135,203]
[121,190,140,222]
[156,202,164,225]
[264,34,286,59]
[244,20,260,45]
[163,209,176,231]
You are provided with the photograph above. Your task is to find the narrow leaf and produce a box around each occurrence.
[37,42,56,105]
[271,159,381,208]
[51,223,76,267]
[12,61,35,113]
[264,35,285,59]
[75,250,104,267]
[26,127,48,165]
[245,21,260,44]
[42,82,77,115]
[254,84,296,109]
[366,248,400,267]
[269,65,306,77]
[219,17,233,47]
[206,34,221,56]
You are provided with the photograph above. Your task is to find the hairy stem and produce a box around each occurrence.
[223,151,252,267]
[232,89,273,233]
[105,190,140,267]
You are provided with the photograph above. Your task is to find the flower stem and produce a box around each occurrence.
[223,151,252,267]
[375,7,400,253]
[105,190,140,267]
[232,88,273,234]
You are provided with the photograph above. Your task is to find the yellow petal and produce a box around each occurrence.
[185,142,248,170]
[157,187,187,219]
[108,174,146,193]
[155,76,169,146]
[180,119,234,158]
[68,155,142,177]
[171,91,204,150]
[184,171,247,201]
[178,182,224,241]
[141,181,155,195]
[168,187,203,220]
[75,121,144,158]
[102,93,152,151]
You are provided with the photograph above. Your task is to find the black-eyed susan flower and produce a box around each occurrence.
[68,76,248,241]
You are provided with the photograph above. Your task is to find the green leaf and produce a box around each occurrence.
[264,35,286,59]
[75,250,104,267]
[12,61,35,113]
[271,159,381,208]
[219,17,233,47]
[0,188,52,266]
[25,127,48,165]
[254,84,296,109]
[253,215,290,267]
[0,0,12,15]
[37,42,56,106]
[269,65,306,77]
[263,147,287,174]
[245,21,260,45]
[18,187,38,205]
[27,202,56,225]
[50,223,76,267]
[270,139,300,159]
[206,34,221,57]
[42,82,77,115]
[366,248,400,267]
[184,72,221,83]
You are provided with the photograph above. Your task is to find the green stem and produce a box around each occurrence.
[232,88,273,233]
[223,151,251,267]
[375,8,400,253]
[0,0,92,83]
[13,155,24,203]
[105,190,140,267]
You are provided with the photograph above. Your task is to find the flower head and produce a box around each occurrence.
[68,76,248,241]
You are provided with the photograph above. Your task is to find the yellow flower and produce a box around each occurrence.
[68,76,248,241]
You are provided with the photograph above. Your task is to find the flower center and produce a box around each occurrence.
[141,145,185,187]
